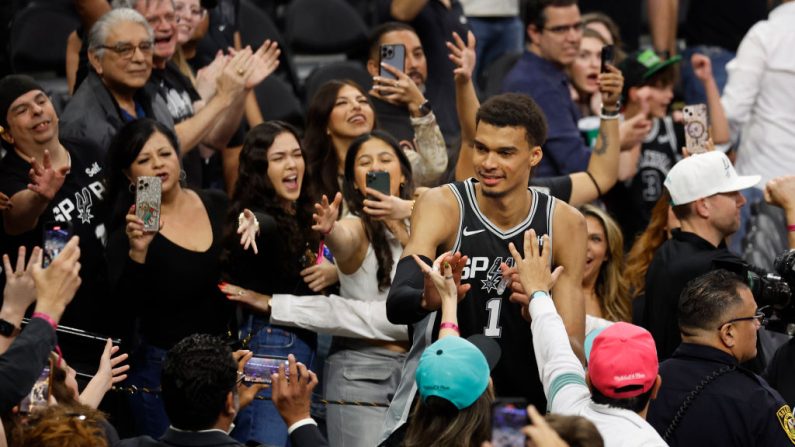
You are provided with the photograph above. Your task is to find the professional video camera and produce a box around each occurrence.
[717,250,795,335]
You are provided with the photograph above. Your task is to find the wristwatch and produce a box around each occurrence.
[0,318,21,337]
[417,99,432,117]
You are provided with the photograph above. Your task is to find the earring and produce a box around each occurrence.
[326,129,331,136]
[128,183,135,193]
[179,169,187,185]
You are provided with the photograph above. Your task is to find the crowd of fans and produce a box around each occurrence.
[1,0,795,446]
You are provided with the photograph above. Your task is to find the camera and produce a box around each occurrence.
[381,46,394,59]
[717,250,795,334]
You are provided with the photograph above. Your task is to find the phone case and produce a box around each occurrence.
[380,44,406,80]
[600,44,615,73]
[366,171,391,197]
[491,399,528,447]
[135,176,162,232]
[42,221,73,268]
[683,104,709,154]
[20,364,51,413]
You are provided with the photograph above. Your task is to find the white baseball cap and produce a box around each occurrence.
[664,152,760,205]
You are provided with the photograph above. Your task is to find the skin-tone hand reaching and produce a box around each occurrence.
[233,349,268,410]
[195,50,226,101]
[237,209,260,254]
[413,252,461,338]
[413,251,471,311]
[28,150,70,201]
[243,40,281,90]
[218,282,272,314]
[271,354,319,428]
[0,192,12,211]
[80,338,130,409]
[690,53,713,84]
[370,63,427,117]
[446,31,476,83]
[31,236,81,324]
[0,246,41,353]
[502,229,564,322]
[125,204,164,264]
[311,193,342,236]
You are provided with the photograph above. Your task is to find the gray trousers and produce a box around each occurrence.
[324,345,406,447]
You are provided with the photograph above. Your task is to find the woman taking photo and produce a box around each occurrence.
[304,80,446,201]
[105,118,233,437]
[217,121,320,446]
[306,130,416,447]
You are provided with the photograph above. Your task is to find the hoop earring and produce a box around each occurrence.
[179,169,187,186]
[128,183,135,193]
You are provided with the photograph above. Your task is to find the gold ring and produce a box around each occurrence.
[238,290,244,296]
[237,68,245,76]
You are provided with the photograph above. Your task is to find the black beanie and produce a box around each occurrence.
[0,74,45,130]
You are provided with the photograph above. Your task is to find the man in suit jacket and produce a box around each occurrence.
[118,335,327,447]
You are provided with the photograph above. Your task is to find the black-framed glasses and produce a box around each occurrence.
[99,41,154,59]
[717,310,767,330]
[544,21,585,35]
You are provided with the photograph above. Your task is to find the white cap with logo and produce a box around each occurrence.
[664,152,760,205]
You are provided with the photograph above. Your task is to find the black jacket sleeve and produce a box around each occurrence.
[0,318,56,413]
[290,424,329,447]
[386,255,432,325]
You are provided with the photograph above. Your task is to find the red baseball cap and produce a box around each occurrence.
[588,322,658,399]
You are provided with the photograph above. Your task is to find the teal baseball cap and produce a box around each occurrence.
[415,336,495,410]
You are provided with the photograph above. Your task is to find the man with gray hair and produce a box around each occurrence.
[60,8,174,154]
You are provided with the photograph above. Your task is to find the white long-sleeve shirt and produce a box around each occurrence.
[270,294,408,342]
[529,294,667,447]
[721,2,795,187]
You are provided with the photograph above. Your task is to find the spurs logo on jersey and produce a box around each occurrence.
[53,181,104,224]
[445,178,555,408]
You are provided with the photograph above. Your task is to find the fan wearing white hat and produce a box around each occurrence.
[640,151,761,361]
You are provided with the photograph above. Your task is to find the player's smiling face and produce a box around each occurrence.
[472,122,542,198]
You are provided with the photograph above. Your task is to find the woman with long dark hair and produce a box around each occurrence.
[104,118,233,437]
[216,121,320,446]
[308,130,416,447]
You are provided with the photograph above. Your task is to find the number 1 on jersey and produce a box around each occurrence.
[484,298,502,337]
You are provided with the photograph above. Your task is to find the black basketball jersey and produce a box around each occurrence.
[446,178,555,408]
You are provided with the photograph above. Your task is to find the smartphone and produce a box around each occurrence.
[135,176,162,232]
[42,221,73,268]
[19,361,53,413]
[379,44,406,80]
[243,355,290,384]
[683,103,709,154]
[366,171,390,198]
[600,44,615,73]
[492,398,528,447]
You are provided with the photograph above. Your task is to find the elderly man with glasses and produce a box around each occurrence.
[60,8,174,155]
[646,269,795,446]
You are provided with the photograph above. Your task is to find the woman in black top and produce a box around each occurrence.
[104,119,233,438]
[218,121,320,446]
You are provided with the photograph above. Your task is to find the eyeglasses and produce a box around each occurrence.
[175,3,206,18]
[99,41,155,59]
[544,21,585,35]
[717,310,766,330]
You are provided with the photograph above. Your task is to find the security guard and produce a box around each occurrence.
[647,270,795,446]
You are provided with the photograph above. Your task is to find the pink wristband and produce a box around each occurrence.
[440,322,460,334]
[788,224,795,232]
[32,312,57,330]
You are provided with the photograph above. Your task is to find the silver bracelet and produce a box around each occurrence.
[599,112,620,120]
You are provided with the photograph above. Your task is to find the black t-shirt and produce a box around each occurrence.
[604,116,683,249]
[0,142,109,334]
[107,189,234,350]
[684,0,767,52]
[529,175,572,203]
[194,0,239,70]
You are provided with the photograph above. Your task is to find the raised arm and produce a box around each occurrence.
[390,0,429,21]
[721,27,765,143]
[567,65,623,206]
[447,31,480,181]
[311,193,368,270]
[386,186,464,324]
[550,202,587,359]
[2,151,69,235]
[765,176,795,249]
[691,54,729,145]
